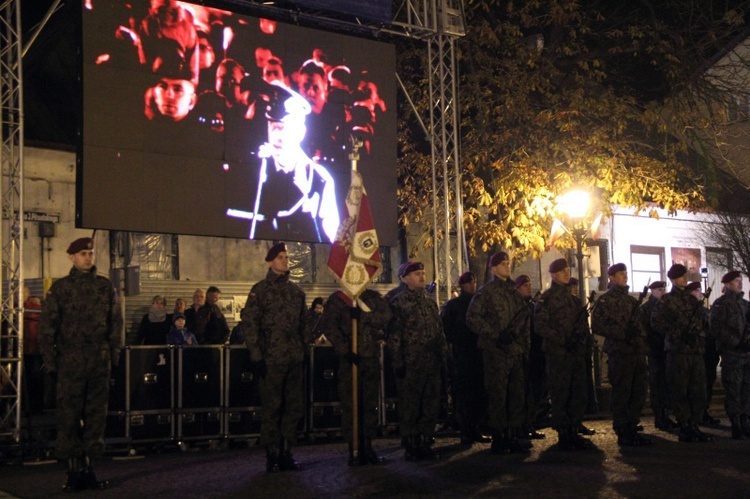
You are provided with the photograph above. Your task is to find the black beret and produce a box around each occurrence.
[265,242,287,262]
[607,263,627,276]
[649,281,667,290]
[311,297,324,307]
[721,270,741,284]
[685,281,702,292]
[172,313,186,323]
[667,264,687,279]
[67,237,94,255]
[514,274,531,288]
[488,251,509,267]
[549,258,568,274]
[396,261,412,277]
[401,261,424,277]
[458,272,476,285]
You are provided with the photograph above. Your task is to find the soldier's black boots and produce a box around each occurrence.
[265,444,280,473]
[691,424,714,442]
[569,426,595,450]
[730,416,746,440]
[415,434,440,460]
[555,428,576,451]
[490,433,511,454]
[403,436,419,461]
[278,440,302,471]
[655,411,680,431]
[361,438,385,465]
[62,458,82,493]
[578,424,596,436]
[678,423,695,442]
[526,425,545,439]
[80,457,109,490]
[740,414,750,437]
[506,428,532,453]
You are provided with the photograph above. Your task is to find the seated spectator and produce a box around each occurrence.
[137,295,171,345]
[305,297,325,344]
[167,313,197,346]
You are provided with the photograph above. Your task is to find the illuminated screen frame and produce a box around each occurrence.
[78,0,398,246]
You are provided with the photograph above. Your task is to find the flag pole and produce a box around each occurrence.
[349,137,362,461]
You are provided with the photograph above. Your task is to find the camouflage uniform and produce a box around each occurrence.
[591,285,648,438]
[534,282,588,434]
[39,266,123,459]
[324,290,392,444]
[441,289,486,441]
[641,294,672,423]
[242,268,307,448]
[710,290,750,419]
[651,287,707,428]
[466,276,528,442]
[388,288,447,439]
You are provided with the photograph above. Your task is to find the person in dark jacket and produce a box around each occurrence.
[39,237,123,492]
[242,243,307,472]
[136,295,171,345]
[193,286,230,344]
[442,272,489,445]
[167,313,197,346]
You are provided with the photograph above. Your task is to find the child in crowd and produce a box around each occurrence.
[167,313,197,346]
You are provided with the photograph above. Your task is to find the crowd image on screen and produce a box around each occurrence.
[85,0,390,243]
[88,0,387,168]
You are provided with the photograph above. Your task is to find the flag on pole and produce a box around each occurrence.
[327,170,382,305]
[546,218,566,250]
[589,213,603,240]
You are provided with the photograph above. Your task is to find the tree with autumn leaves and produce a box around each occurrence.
[397,0,750,263]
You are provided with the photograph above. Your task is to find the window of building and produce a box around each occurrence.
[630,245,665,290]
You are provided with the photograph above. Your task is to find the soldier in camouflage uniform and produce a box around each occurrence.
[591,263,652,446]
[39,237,123,492]
[324,288,392,465]
[640,281,678,431]
[242,243,307,472]
[651,264,712,442]
[466,252,531,454]
[710,271,750,439]
[534,258,593,451]
[388,261,448,460]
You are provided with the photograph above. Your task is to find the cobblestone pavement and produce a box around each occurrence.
[2,416,749,498]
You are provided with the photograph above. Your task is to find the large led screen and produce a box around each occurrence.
[79,1,398,245]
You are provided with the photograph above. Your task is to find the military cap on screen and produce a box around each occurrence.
[514,274,531,288]
[568,277,578,286]
[649,281,667,290]
[667,264,687,279]
[458,272,476,285]
[685,281,702,292]
[721,270,742,283]
[67,237,94,255]
[265,242,287,262]
[549,258,568,274]
[400,261,424,277]
[264,82,311,122]
[488,251,509,267]
[172,313,186,324]
[607,263,627,276]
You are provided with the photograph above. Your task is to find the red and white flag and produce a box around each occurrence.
[327,170,382,305]
[547,218,566,250]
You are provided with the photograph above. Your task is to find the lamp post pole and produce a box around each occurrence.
[573,227,600,412]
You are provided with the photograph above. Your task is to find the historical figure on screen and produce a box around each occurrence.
[227,82,339,243]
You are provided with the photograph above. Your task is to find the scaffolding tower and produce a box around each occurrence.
[0,0,25,443]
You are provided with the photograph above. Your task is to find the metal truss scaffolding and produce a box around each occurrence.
[0,0,24,443]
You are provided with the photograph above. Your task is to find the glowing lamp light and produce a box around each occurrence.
[557,190,591,219]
